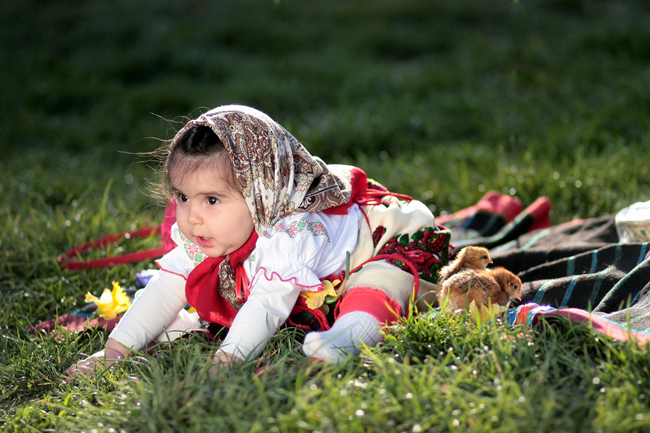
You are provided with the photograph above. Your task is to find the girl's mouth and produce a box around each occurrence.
[194,235,212,248]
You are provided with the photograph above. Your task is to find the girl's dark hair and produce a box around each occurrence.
[151,125,232,203]
[174,125,224,157]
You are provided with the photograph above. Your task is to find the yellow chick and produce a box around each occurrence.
[438,266,521,312]
[437,246,492,285]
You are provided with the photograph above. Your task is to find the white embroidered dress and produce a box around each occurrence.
[109,205,361,360]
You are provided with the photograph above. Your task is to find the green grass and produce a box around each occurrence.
[2,0,650,431]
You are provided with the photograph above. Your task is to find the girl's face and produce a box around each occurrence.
[170,155,254,258]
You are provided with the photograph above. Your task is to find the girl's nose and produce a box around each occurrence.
[187,204,202,225]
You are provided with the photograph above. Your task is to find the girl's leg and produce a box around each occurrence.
[304,199,443,363]
[302,287,402,363]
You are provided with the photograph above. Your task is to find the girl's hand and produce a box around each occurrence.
[64,338,128,380]
[64,348,124,379]
[206,351,244,377]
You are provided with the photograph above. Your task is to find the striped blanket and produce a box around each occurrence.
[441,192,650,344]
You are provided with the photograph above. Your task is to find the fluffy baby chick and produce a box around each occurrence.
[438,268,494,311]
[438,266,521,312]
[437,246,492,285]
[487,267,522,309]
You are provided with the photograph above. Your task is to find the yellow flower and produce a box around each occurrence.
[301,280,340,310]
[468,300,508,324]
[85,281,132,319]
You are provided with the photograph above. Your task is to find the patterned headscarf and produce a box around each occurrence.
[170,104,352,232]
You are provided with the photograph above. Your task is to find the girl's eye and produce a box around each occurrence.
[208,197,220,205]
[177,193,189,203]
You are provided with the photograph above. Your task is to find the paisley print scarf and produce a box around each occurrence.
[171,105,352,231]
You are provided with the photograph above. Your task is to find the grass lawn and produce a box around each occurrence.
[2,0,650,431]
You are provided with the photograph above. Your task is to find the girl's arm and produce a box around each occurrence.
[109,270,188,349]
[213,273,303,366]
[65,270,187,378]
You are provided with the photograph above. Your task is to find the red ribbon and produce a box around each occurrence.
[57,226,164,270]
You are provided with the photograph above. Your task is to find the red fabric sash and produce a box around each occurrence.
[322,166,368,215]
[185,231,258,326]
[322,166,413,215]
